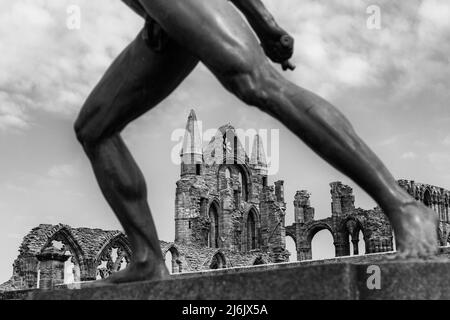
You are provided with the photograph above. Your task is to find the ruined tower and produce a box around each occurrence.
[175,109,206,245]
[330,182,355,256]
[174,110,289,261]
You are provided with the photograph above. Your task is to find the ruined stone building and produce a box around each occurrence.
[1,110,449,292]
[287,180,450,262]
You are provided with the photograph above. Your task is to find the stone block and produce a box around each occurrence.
[356,260,450,300]
[30,263,356,300]
[28,259,450,300]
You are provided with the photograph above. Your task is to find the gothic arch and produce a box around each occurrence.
[242,205,261,251]
[164,245,182,273]
[41,226,85,284]
[208,200,221,248]
[42,226,84,264]
[209,251,227,269]
[423,188,432,208]
[225,167,231,179]
[341,217,367,255]
[220,127,247,165]
[302,221,335,260]
[341,217,366,239]
[252,256,266,265]
[305,222,334,244]
[285,227,297,244]
[218,164,252,202]
[95,233,131,280]
[285,232,297,261]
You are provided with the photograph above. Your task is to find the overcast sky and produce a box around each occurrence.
[0,0,449,283]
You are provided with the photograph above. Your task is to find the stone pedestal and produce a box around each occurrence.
[36,247,69,290]
[29,259,450,300]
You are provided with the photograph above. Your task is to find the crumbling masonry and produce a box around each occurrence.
[1,110,449,291]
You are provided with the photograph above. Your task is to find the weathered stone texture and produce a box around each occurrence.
[289,180,450,260]
[175,111,289,260]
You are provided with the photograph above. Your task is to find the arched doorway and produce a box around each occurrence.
[285,236,297,262]
[310,229,334,260]
[210,252,226,269]
[165,246,182,274]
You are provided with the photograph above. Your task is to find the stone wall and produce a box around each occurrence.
[288,180,450,261]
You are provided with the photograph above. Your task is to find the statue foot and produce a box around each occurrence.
[388,201,438,259]
[86,261,169,288]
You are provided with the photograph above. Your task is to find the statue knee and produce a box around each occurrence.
[74,118,94,147]
[74,105,102,148]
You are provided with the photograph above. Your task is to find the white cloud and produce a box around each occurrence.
[419,0,450,29]
[48,164,77,179]
[334,55,373,86]
[0,1,141,131]
[401,152,417,160]
[0,114,29,131]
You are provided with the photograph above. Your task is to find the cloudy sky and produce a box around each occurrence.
[0,0,449,283]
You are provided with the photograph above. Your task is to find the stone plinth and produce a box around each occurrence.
[36,247,69,290]
[28,259,450,300]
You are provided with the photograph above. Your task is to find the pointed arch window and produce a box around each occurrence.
[238,171,248,201]
[225,167,231,179]
[208,204,219,248]
[210,252,226,269]
[247,210,257,251]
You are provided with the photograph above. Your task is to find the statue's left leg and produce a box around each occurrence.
[75,27,199,284]
[140,0,437,257]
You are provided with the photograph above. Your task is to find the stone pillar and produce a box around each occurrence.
[17,256,39,289]
[274,181,285,203]
[269,247,290,263]
[334,233,350,257]
[80,258,98,281]
[262,185,288,262]
[298,245,312,261]
[37,247,69,290]
[351,239,359,255]
[294,191,314,224]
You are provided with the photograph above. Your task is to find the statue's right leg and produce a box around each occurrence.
[139,0,437,258]
[74,27,198,284]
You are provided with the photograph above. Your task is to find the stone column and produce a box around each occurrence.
[351,239,359,255]
[334,232,350,257]
[17,256,39,289]
[80,258,98,281]
[37,247,69,290]
[297,246,312,261]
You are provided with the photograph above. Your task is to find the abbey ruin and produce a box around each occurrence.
[1,110,449,292]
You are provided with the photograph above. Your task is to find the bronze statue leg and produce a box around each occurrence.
[74,28,199,284]
[140,0,437,257]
